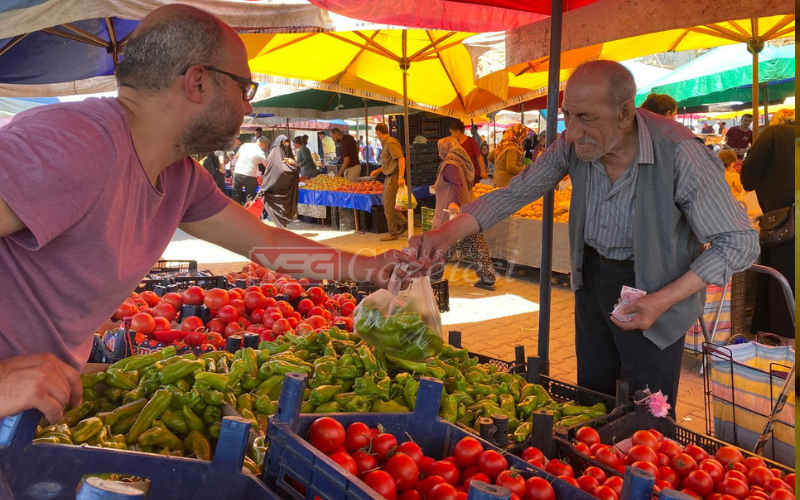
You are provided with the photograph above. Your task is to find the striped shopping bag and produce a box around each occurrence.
[707,341,795,466]
[685,282,732,352]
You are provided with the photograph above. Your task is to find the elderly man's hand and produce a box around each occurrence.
[609,294,670,332]
[0,353,83,423]
[403,229,453,278]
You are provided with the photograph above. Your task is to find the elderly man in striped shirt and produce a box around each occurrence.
[409,60,759,411]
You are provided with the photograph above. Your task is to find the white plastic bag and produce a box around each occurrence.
[395,185,417,211]
[354,275,442,361]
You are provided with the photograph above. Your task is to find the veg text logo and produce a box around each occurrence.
[249,247,341,279]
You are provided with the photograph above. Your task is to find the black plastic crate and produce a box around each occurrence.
[411,142,437,153]
[336,208,356,231]
[447,331,524,374]
[135,275,228,294]
[556,403,794,478]
[149,259,198,274]
[431,279,450,312]
[358,206,389,234]
[411,152,438,165]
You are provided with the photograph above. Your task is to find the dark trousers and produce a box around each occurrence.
[751,241,794,338]
[232,174,257,205]
[575,249,684,413]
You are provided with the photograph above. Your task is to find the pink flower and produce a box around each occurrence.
[634,387,672,418]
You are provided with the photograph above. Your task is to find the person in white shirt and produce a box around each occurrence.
[233,136,268,204]
[318,131,336,163]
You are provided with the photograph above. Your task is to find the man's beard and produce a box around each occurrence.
[179,93,242,155]
[574,132,622,162]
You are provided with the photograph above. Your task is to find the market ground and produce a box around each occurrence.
[164,220,707,434]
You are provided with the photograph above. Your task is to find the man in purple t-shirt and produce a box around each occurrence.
[448,120,486,185]
[723,113,753,159]
[0,5,403,424]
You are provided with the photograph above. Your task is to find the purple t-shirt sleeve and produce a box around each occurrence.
[441,163,464,205]
[0,107,115,250]
[179,159,232,223]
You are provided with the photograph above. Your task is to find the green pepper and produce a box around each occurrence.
[201,405,222,426]
[125,348,171,372]
[394,373,412,386]
[223,391,238,408]
[208,422,221,439]
[356,345,378,373]
[180,406,204,433]
[161,409,190,436]
[499,394,516,415]
[313,361,338,385]
[194,372,229,392]
[516,396,541,419]
[586,403,607,418]
[561,402,592,417]
[258,340,292,355]
[441,344,469,360]
[34,431,73,445]
[558,414,593,427]
[256,349,269,367]
[128,388,172,443]
[313,402,341,413]
[457,403,466,420]
[237,393,254,414]
[81,388,99,401]
[451,390,475,406]
[422,364,446,380]
[514,422,533,443]
[137,373,161,397]
[309,385,343,407]
[251,436,267,467]
[300,401,315,413]
[266,359,312,376]
[509,380,522,402]
[106,398,148,426]
[385,353,428,373]
[340,395,369,412]
[110,414,138,435]
[439,395,458,423]
[240,408,259,428]
[435,360,459,378]
[242,375,261,391]
[243,456,261,475]
[94,397,117,413]
[176,389,202,410]
[217,356,230,375]
[402,378,419,410]
[520,383,538,401]
[354,374,390,401]
[80,371,106,388]
[63,401,95,427]
[72,417,104,443]
[255,396,279,415]
[254,375,284,397]
[452,373,468,392]
[371,400,410,413]
[347,349,364,371]
[203,389,225,406]
[241,347,258,378]
[159,359,204,385]
[139,426,183,450]
[471,383,493,397]
[105,368,139,390]
[333,392,356,406]
[464,369,490,385]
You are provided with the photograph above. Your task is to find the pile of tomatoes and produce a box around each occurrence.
[569,427,794,500]
[115,264,358,351]
[304,417,562,500]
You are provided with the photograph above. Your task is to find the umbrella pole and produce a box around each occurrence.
[748,21,763,143]
[401,30,413,240]
[365,99,369,164]
[286,118,290,138]
[537,0,564,377]
[761,83,769,127]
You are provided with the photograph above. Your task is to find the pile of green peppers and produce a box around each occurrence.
[48,326,609,466]
[355,305,443,361]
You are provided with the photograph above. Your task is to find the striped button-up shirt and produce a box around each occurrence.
[462,110,757,286]
[380,136,404,176]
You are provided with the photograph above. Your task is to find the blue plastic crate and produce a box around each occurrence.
[262,373,655,500]
[0,411,279,500]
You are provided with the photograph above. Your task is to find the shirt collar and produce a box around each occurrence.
[634,109,655,165]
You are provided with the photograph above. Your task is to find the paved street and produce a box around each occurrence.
[167,219,708,433]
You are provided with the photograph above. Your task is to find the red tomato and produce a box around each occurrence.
[680,488,703,500]
[496,471,527,498]
[672,453,699,477]
[593,485,619,500]
[307,306,325,318]
[418,456,435,474]
[204,288,230,310]
[521,447,546,465]
[345,422,372,453]
[559,476,580,488]
[545,459,574,478]
[719,478,751,499]
[250,308,265,324]
[276,301,294,317]
[658,466,681,488]
[385,454,420,491]
[260,284,278,297]
[307,417,345,455]
[780,474,793,489]
[659,440,683,459]
[477,450,508,480]
[304,315,329,330]
[329,451,358,476]
[715,447,745,467]
[297,299,315,316]
[572,442,590,455]
[307,287,327,305]
[396,442,424,466]
[764,479,791,494]
[228,288,244,301]
[576,427,601,446]
[181,316,204,332]
[217,304,239,324]
[152,302,177,322]
[263,297,277,309]
[603,477,624,497]
[428,483,459,500]
[590,443,611,455]
[769,490,794,500]
[153,317,171,332]
[683,445,710,464]
[684,470,716,496]
[707,494,724,500]
[628,444,659,465]
[426,461,461,486]
[244,292,268,311]
[206,319,225,334]
[585,467,607,484]
[281,283,303,301]
[700,459,726,484]
[632,461,660,480]
[769,470,783,480]
[230,299,247,317]
[453,437,484,468]
[727,471,751,486]
[286,316,300,329]
[181,286,205,306]
[400,490,422,500]
[332,316,354,331]
[272,318,293,336]
[655,481,674,494]
[352,451,378,478]
[224,322,243,338]
[139,291,161,307]
[648,429,665,443]
[577,476,600,494]
[161,292,183,310]
[525,477,556,500]
[632,430,660,451]
[463,473,490,490]
[743,458,768,471]
[113,302,139,320]
[130,312,155,334]
[372,434,399,463]
[341,301,356,316]
[418,477,448,498]
[263,311,283,330]
[596,447,621,469]
[364,471,398,500]
[658,453,672,467]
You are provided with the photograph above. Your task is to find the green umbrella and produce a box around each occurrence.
[253,89,397,113]
[636,43,795,108]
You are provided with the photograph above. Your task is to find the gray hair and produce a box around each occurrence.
[569,60,636,108]
[116,5,227,93]
[256,136,269,144]
[330,128,342,135]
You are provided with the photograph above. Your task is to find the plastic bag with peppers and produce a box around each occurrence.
[353,275,442,361]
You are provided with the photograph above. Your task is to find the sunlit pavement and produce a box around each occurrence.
[165,220,708,433]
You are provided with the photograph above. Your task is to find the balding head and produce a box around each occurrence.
[116,4,238,93]
[567,61,636,111]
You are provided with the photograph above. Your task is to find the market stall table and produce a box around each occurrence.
[482,217,571,275]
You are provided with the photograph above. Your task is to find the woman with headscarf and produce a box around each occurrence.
[490,124,529,187]
[294,135,319,178]
[260,134,300,229]
[430,137,497,290]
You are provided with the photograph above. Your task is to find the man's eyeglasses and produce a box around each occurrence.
[181,65,259,101]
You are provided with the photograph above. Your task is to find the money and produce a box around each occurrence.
[611,286,647,322]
